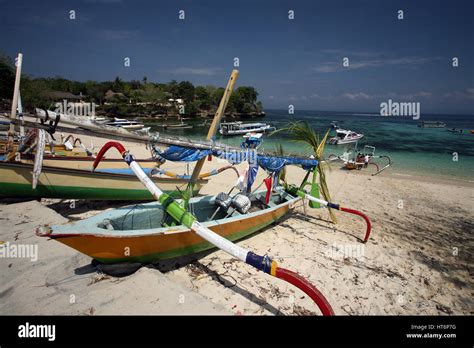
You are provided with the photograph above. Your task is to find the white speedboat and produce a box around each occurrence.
[106,117,145,130]
[90,116,109,124]
[329,129,364,145]
[418,121,446,128]
[241,132,263,149]
[219,121,275,136]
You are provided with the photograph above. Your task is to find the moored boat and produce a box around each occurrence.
[4,153,162,170]
[106,117,145,130]
[418,121,446,128]
[241,132,263,149]
[37,190,298,263]
[0,161,205,200]
[447,128,463,134]
[328,129,364,145]
[219,121,275,136]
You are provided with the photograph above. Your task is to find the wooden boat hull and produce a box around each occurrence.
[17,154,161,170]
[0,161,205,200]
[1,141,161,170]
[42,192,300,263]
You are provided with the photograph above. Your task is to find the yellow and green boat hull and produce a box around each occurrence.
[0,162,204,200]
[40,192,300,263]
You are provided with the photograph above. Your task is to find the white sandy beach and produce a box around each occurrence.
[0,132,472,315]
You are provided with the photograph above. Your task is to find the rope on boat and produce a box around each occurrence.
[92,141,334,316]
[32,129,46,189]
[286,185,372,243]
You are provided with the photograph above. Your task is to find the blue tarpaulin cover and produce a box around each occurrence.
[156,145,318,172]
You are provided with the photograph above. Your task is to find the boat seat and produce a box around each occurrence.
[255,195,278,208]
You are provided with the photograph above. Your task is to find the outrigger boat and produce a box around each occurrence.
[36,69,373,315]
[0,133,163,171]
[328,145,392,176]
[7,58,372,314]
[6,153,161,171]
[162,115,193,130]
[37,137,372,316]
[0,161,205,200]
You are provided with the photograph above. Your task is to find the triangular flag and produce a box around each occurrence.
[264,176,272,204]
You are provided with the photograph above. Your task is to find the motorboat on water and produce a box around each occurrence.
[90,116,108,124]
[162,115,193,130]
[241,132,263,149]
[328,129,364,145]
[418,121,446,128]
[106,117,145,130]
[219,121,275,136]
[447,127,464,134]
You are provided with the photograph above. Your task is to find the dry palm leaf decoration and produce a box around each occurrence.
[271,121,337,223]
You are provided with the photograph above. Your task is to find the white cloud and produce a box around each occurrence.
[443,88,474,100]
[343,92,372,100]
[313,56,441,73]
[167,67,223,76]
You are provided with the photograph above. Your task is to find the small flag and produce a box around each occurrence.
[264,176,272,204]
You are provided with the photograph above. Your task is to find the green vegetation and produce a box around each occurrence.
[272,122,336,222]
[0,54,264,118]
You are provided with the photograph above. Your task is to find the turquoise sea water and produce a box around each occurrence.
[144,110,474,181]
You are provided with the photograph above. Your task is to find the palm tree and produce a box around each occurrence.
[272,121,336,223]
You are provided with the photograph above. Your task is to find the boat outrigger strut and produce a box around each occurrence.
[285,185,372,243]
[92,141,335,316]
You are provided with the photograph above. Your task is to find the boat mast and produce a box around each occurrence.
[6,53,22,161]
[187,69,239,194]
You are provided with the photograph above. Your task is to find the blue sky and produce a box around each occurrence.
[0,0,473,113]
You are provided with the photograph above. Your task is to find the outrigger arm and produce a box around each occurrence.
[286,185,372,243]
[92,141,334,316]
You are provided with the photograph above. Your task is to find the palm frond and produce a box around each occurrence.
[278,121,337,223]
[275,143,287,184]
[316,129,330,158]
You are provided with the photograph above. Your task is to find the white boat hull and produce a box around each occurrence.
[119,125,144,130]
[220,126,273,136]
[329,134,364,145]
